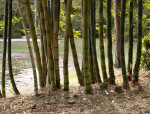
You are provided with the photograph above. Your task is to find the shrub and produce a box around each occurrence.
[141,34,150,70]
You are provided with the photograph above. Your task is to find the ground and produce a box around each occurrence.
[0,70,150,113]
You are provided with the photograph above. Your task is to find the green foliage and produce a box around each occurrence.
[141,34,150,70]
[143,34,150,50]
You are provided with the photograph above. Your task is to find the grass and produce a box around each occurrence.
[0,39,137,83]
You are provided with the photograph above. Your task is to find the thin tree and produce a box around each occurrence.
[64,0,84,86]
[107,0,115,84]
[23,0,44,87]
[8,0,20,95]
[53,0,61,89]
[83,0,93,94]
[133,0,143,83]
[127,0,134,80]
[113,0,121,68]
[90,0,101,83]
[1,0,9,97]
[63,0,72,91]
[0,92,2,98]
[120,0,129,89]
[38,0,48,86]
[99,0,108,83]
[42,0,56,90]
[34,0,38,27]
[17,0,38,96]
[70,24,84,85]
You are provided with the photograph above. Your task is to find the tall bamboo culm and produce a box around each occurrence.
[127,0,134,80]
[133,0,143,83]
[8,0,20,95]
[107,0,115,85]
[53,0,61,89]
[23,0,45,87]
[99,0,108,83]
[83,0,93,94]
[1,0,9,97]
[120,0,129,89]
[63,0,72,91]
[42,0,56,90]
[17,0,38,96]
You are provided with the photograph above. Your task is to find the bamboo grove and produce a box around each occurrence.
[0,0,144,97]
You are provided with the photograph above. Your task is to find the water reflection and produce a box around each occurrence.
[0,58,35,97]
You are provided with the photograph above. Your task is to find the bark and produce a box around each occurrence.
[83,0,93,94]
[90,0,101,83]
[88,22,95,84]
[1,0,8,97]
[113,0,121,68]
[127,0,133,80]
[17,0,38,96]
[107,0,115,85]
[34,0,38,27]
[63,0,72,91]
[120,0,129,89]
[8,0,20,95]
[42,0,56,90]
[23,0,44,87]
[133,0,143,83]
[99,0,108,83]
[53,0,61,89]
[38,0,49,85]
[70,24,84,86]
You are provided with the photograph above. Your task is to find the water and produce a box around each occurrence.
[0,57,35,97]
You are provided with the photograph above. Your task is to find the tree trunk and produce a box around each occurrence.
[1,0,9,97]
[17,0,38,96]
[83,0,93,94]
[90,0,101,83]
[34,0,38,28]
[53,0,61,89]
[99,0,108,83]
[127,0,133,80]
[42,0,56,90]
[88,22,95,84]
[133,0,143,83]
[63,0,72,91]
[120,0,129,89]
[23,0,44,87]
[38,0,49,85]
[113,0,121,68]
[8,0,20,95]
[107,0,115,85]
[70,24,84,86]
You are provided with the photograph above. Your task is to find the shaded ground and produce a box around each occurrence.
[0,69,150,113]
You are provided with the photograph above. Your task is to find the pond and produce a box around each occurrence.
[0,53,36,97]
[0,52,79,97]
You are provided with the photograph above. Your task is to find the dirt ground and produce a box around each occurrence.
[0,70,150,114]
